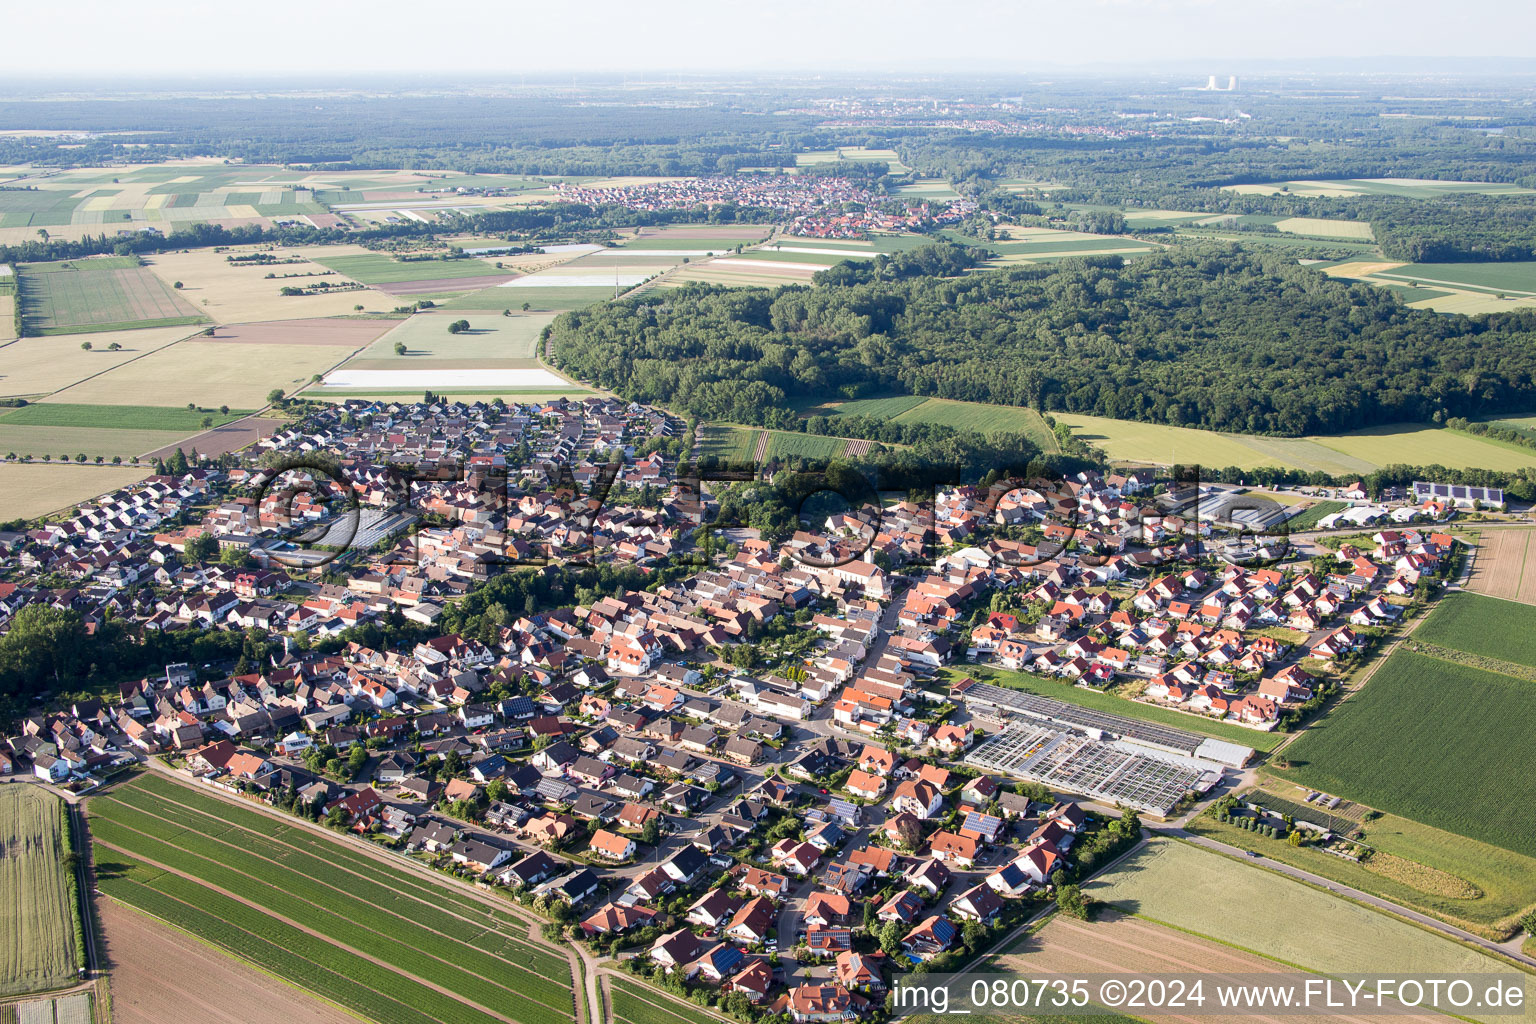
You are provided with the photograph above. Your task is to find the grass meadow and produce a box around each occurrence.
[308,253,512,287]
[1087,839,1514,982]
[89,774,574,1024]
[0,787,80,997]
[1188,790,1536,938]
[1280,649,1536,857]
[1,403,249,431]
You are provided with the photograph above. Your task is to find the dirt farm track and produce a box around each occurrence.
[95,897,355,1024]
[1464,528,1536,605]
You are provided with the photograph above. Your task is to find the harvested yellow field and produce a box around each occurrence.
[51,340,357,408]
[1326,260,1408,278]
[0,295,13,343]
[1407,291,1536,315]
[0,463,149,520]
[1274,216,1375,239]
[0,326,201,398]
[140,247,393,323]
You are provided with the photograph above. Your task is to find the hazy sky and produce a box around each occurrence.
[7,0,1536,77]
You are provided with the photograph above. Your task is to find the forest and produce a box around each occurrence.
[549,244,1536,437]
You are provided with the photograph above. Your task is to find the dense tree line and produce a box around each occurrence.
[1369,199,1536,262]
[550,244,1536,437]
[0,219,433,266]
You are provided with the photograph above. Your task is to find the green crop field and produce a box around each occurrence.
[610,981,715,1024]
[825,395,928,419]
[88,774,573,1024]
[1283,501,1349,531]
[0,787,80,997]
[1188,787,1536,937]
[18,260,208,335]
[1087,839,1512,980]
[942,667,1282,752]
[310,254,511,286]
[1372,262,1536,297]
[1414,592,1536,667]
[1280,649,1536,857]
[763,431,847,461]
[0,403,249,432]
[696,424,758,461]
[891,398,1060,451]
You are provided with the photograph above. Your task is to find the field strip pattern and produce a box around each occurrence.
[86,777,573,1024]
[609,980,719,1024]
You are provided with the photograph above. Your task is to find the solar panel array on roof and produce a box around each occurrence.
[958,680,1213,756]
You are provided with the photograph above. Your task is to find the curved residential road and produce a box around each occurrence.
[1155,827,1536,971]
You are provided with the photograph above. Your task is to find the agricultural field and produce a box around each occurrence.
[946,666,1283,752]
[307,251,515,293]
[0,463,149,520]
[888,398,1059,451]
[0,295,14,343]
[795,146,908,172]
[88,773,575,1024]
[1086,838,1511,978]
[341,312,553,369]
[696,424,758,461]
[140,247,396,323]
[1271,217,1375,240]
[0,425,190,461]
[762,430,848,462]
[51,338,358,409]
[1282,500,1349,531]
[983,228,1163,263]
[820,395,928,419]
[1053,412,1536,475]
[17,259,208,335]
[1188,786,1536,938]
[999,911,1442,1024]
[441,285,619,311]
[0,162,555,245]
[2,403,247,432]
[1464,529,1536,605]
[1223,178,1536,199]
[1279,649,1536,857]
[0,325,200,399]
[609,980,716,1024]
[0,787,80,997]
[7,992,93,1024]
[1414,591,1536,666]
[1324,259,1536,314]
[316,368,572,392]
[97,897,353,1024]
[894,178,962,200]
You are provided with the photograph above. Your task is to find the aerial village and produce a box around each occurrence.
[1,395,1468,1020]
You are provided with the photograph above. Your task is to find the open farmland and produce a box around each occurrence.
[88,772,576,1024]
[1000,911,1443,1024]
[1465,529,1536,605]
[1054,412,1536,474]
[342,312,553,369]
[0,787,80,997]
[1223,178,1536,199]
[889,398,1059,451]
[0,325,201,399]
[97,896,355,1024]
[1279,648,1536,857]
[51,338,360,408]
[441,285,618,311]
[1188,787,1536,938]
[1272,217,1375,239]
[609,980,715,1024]
[1414,591,1536,667]
[0,463,149,519]
[1086,838,1512,977]
[140,247,396,322]
[1324,259,1536,314]
[696,424,758,461]
[0,424,190,460]
[4,403,247,431]
[18,259,208,335]
[308,251,515,293]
